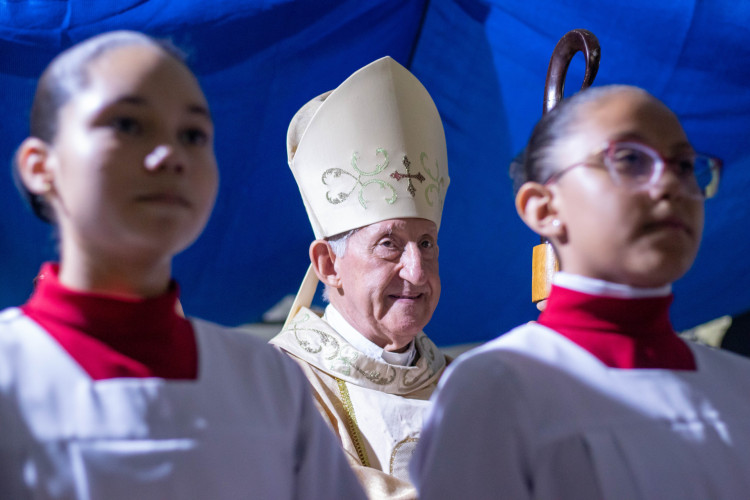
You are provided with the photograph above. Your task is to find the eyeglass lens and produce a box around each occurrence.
[605,142,718,197]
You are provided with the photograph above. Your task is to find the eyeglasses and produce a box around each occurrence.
[544,140,722,199]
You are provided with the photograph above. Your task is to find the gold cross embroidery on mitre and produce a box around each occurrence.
[390,155,425,197]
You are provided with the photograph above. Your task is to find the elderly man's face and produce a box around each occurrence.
[330,217,440,351]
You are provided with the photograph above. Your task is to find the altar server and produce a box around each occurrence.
[1,30,364,500]
[411,85,750,499]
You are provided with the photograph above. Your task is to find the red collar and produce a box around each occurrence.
[538,284,696,370]
[21,263,198,380]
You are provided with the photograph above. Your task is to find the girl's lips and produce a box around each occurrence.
[643,216,691,235]
[136,193,191,207]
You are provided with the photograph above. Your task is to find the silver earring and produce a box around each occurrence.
[551,219,561,228]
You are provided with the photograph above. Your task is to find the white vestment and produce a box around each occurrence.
[0,307,365,499]
[270,307,447,499]
[411,323,750,500]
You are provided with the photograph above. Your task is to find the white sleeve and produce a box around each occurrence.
[410,352,533,500]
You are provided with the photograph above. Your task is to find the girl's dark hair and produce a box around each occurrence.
[509,84,647,196]
[14,31,185,223]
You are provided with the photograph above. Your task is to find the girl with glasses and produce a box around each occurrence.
[411,85,750,499]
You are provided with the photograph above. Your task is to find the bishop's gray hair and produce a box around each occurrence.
[321,228,359,302]
[326,228,359,257]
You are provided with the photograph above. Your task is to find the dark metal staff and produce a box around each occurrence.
[532,29,600,304]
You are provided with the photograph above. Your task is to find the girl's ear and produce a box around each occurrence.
[309,240,342,288]
[515,182,566,240]
[16,137,55,195]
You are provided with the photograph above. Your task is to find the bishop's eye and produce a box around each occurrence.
[375,238,402,259]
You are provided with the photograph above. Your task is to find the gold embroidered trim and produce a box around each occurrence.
[336,377,370,467]
[290,320,397,383]
[282,312,445,390]
[389,437,418,475]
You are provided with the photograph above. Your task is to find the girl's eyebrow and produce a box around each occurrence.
[670,140,694,152]
[110,95,211,119]
[112,95,147,106]
[187,103,211,118]
[608,131,646,142]
[609,132,694,153]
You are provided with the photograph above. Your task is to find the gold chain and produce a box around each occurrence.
[336,378,371,467]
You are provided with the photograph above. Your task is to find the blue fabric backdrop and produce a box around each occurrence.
[1,0,748,346]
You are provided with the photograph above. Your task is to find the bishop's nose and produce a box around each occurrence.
[399,243,427,286]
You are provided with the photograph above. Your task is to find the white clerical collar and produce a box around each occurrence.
[553,272,672,299]
[324,304,417,366]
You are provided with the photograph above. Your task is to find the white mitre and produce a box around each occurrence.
[288,56,449,239]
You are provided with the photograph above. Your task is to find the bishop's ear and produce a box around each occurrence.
[309,240,342,288]
[16,137,55,195]
[515,182,565,240]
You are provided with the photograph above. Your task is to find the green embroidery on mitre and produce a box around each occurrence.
[322,148,397,209]
[421,152,446,208]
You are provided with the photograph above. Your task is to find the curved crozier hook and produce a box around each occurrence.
[543,29,601,115]
[532,29,601,305]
